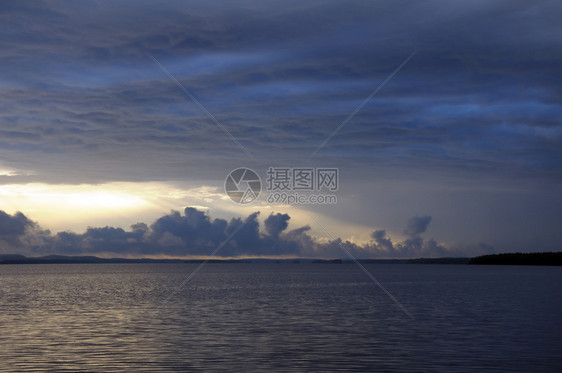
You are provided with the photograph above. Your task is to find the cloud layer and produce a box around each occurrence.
[0,1,560,252]
[0,1,560,184]
[0,207,470,259]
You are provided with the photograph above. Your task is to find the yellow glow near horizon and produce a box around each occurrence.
[0,181,245,233]
[0,182,373,245]
[0,182,178,232]
[0,183,148,209]
[0,169,18,177]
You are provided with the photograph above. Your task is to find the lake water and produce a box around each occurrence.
[0,263,560,372]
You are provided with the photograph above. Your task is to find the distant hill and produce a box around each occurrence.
[0,254,184,264]
[469,252,562,266]
[1,253,559,265]
[349,257,470,264]
[0,254,470,265]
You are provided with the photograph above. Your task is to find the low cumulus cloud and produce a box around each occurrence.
[0,210,39,250]
[368,216,449,258]
[0,207,469,259]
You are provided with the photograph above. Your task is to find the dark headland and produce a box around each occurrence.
[468,252,562,266]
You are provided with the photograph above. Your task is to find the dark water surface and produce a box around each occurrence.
[0,263,560,372]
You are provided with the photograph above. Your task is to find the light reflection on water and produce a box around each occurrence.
[0,263,561,372]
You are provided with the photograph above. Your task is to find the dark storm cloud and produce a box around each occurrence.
[264,213,290,238]
[0,210,37,249]
[0,0,560,183]
[3,206,466,258]
[371,230,394,252]
[404,216,432,237]
[368,218,449,258]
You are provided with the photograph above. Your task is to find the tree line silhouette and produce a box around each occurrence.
[469,252,562,266]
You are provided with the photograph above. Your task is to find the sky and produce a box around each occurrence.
[0,0,561,258]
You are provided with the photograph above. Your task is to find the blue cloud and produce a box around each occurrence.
[0,1,560,251]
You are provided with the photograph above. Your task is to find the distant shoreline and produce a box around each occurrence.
[468,252,562,266]
[0,252,560,265]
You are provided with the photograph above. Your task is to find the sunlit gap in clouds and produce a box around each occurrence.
[0,182,223,233]
[0,180,376,246]
[0,169,19,177]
